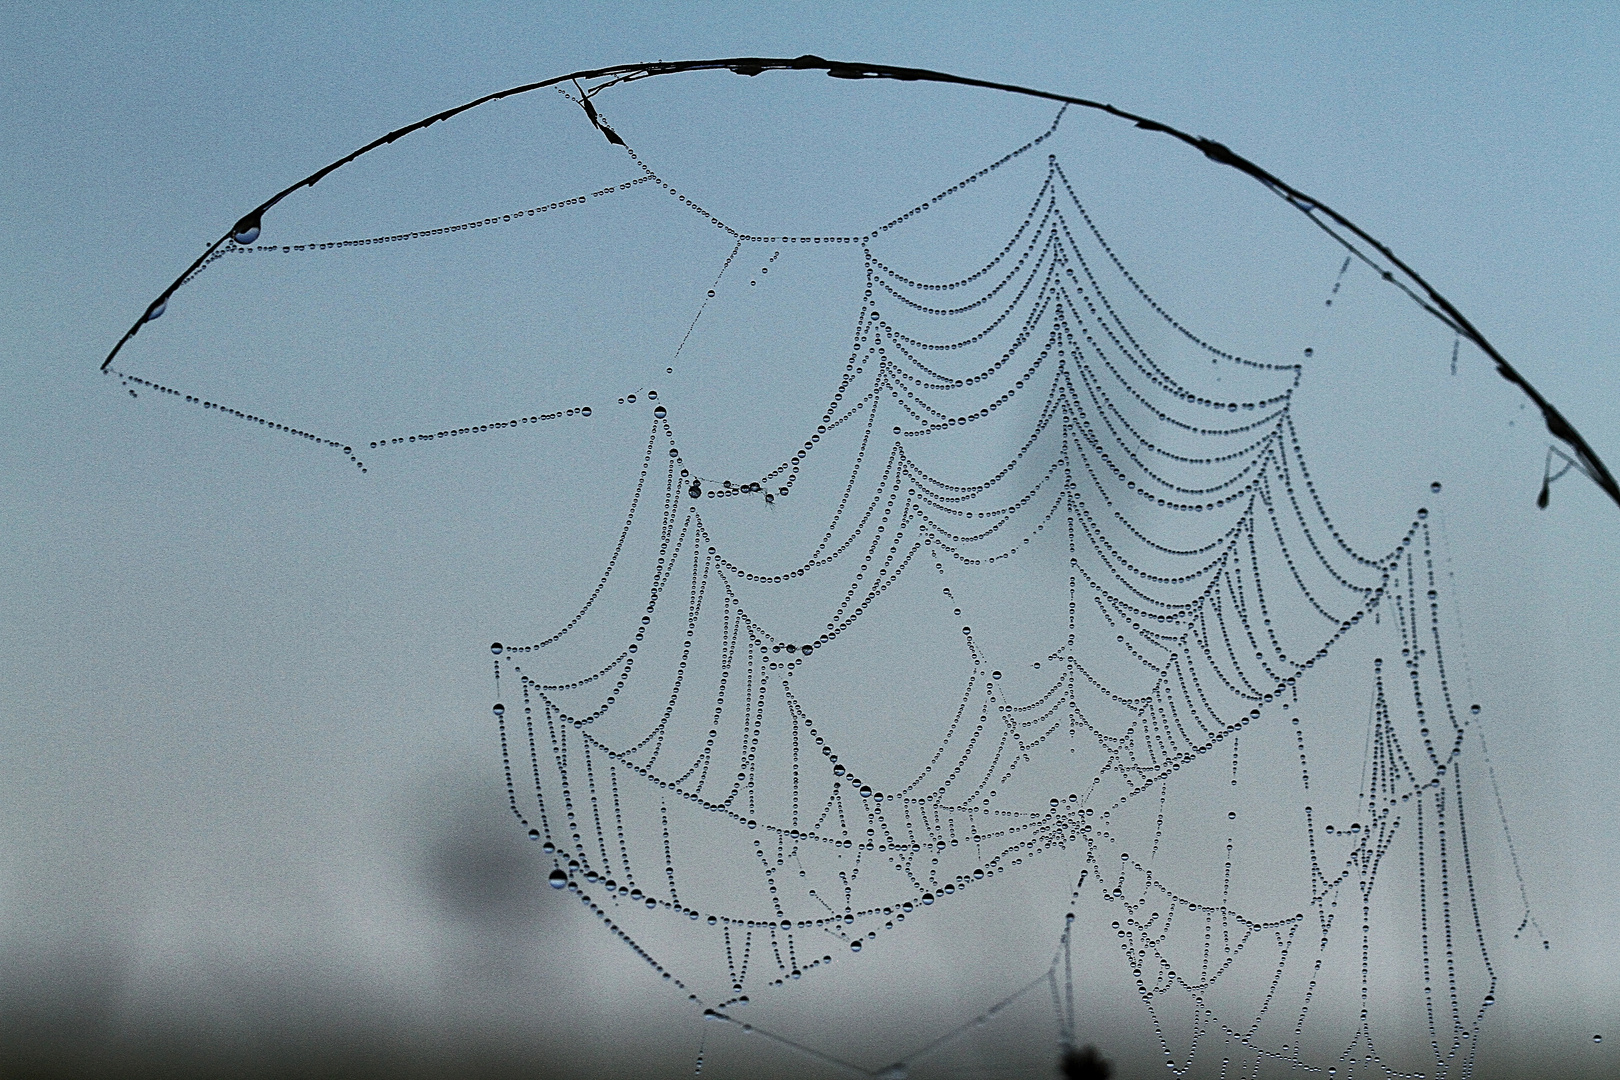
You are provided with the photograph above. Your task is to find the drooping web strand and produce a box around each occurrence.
[109,99,1535,1078]
[474,127,1516,1079]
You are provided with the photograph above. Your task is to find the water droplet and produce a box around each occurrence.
[581,406,591,417]
[655,406,667,419]
[490,642,503,655]
[1595,1034,1604,1043]
[850,940,862,952]
[707,290,716,297]
[548,869,567,888]
[493,703,505,716]
[921,893,934,905]
[231,214,261,245]
[1431,481,1442,493]
[528,828,539,839]
[991,671,1001,679]
[689,482,702,499]
[144,299,166,322]
[1470,704,1481,715]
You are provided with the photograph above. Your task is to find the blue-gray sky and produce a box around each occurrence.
[3,4,1619,1078]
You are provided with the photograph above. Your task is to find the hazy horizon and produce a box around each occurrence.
[4,5,1619,1078]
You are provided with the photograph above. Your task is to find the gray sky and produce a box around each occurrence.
[3,4,1619,1078]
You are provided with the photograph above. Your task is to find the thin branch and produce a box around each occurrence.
[99,54,1619,510]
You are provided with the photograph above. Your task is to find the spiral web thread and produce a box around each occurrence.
[488,136,1525,1079]
[107,111,1537,1079]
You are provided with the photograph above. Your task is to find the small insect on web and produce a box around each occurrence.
[102,59,1597,1079]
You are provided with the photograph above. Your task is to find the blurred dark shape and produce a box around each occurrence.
[1060,1043,1114,1079]
[421,796,548,930]
[0,938,614,1079]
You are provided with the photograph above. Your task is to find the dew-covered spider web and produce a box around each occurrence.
[102,70,1579,1079]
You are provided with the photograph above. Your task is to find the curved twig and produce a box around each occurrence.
[100,54,1618,510]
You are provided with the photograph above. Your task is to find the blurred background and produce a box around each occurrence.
[2,4,1618,1077]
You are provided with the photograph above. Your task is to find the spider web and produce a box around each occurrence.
[103,81,1550,1080]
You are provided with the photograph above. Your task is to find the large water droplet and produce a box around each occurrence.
[548,869,567,888]
[231,213,261,245]
[490,642,504,655]
[493,703,504,716]
[655,406,667,419]
[144,299,166,322]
